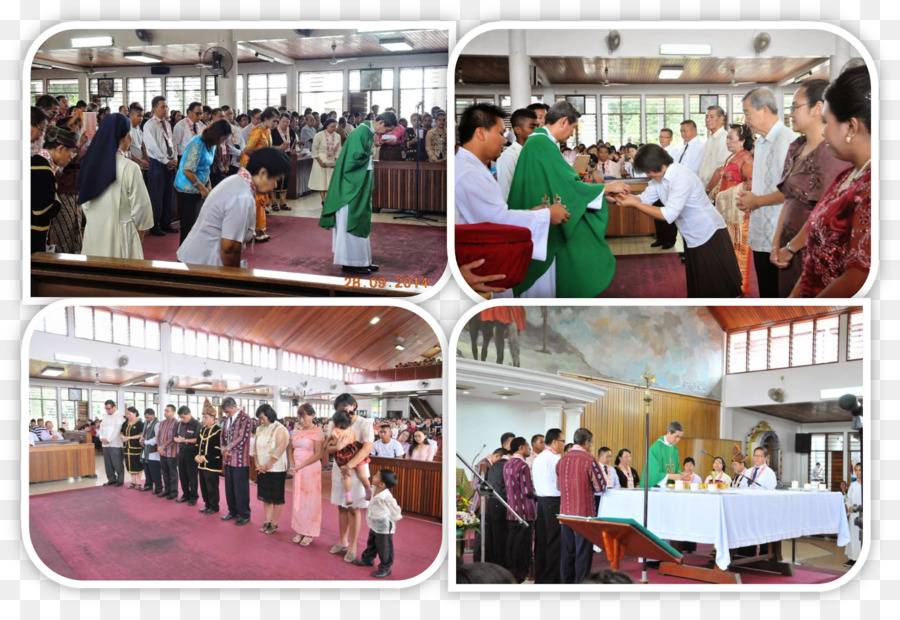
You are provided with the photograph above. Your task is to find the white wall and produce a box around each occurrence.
[722,361,863,410]
[727,407,802,484]
[456,397,547,466]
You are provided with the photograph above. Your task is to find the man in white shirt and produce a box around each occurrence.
[455,103,570,293]
[40,421,64,441]
[173,101,204,159]
[737,87,797,298]
[532,428,563,584]
[99,400,126,487]
[659,128,680,159]
[496,108,539,201]
[527,102,549,127]
[698,105,729,188]
[596,446,620,489]
[746,447,778,490]
[677,120,705,176]
[127,102,148,170]
[596,146,620,179]
[371,424,405,458]
[142,95,179,236]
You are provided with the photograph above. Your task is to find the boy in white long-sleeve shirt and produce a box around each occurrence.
[352,469,402,578]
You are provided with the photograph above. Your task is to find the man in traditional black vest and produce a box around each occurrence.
[139,409,162,493]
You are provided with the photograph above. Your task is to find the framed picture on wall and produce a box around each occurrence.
[97,78,115,97]
[67,388,83,401]
[699,94,719,113]
[360,68,383,91]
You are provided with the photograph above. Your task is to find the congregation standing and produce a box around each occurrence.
[456,63,871,298]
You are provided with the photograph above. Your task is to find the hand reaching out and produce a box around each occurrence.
[459,259,506,294]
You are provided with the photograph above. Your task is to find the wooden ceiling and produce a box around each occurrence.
[707,306,857,332]
[29,360,151,386]
[744,402,855,424]
[457,55,828,85]
[35,45,257,69]
[251,30,449,61]
[35,30,448,68]
[108,306,438,370]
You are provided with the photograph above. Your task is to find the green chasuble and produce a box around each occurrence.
[507,127,616,297]
[641,436,682,488]
[319,121,376,238]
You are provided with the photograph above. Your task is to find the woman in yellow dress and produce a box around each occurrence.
[241,106,278,242]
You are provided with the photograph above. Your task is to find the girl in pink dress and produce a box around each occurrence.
[289,404,324,547]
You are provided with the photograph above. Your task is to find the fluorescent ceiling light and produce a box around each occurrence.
[192,382,213,388]
[379,38,413,52]
[72,36,113,48]
[659,43,712,56]
[123,52,162,64]
[55,353,92,364]
[395,345,405,351]
[32,62,52,70]
[658,67,684,80]
[370,317,381,325]
[820,387,863,400]
[462,391,469,395]
[254,52,276,63]
[41,366,65,377]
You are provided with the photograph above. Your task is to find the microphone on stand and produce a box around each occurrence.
[471,443,487,468]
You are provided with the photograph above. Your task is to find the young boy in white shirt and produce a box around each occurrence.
[352,469,402,578]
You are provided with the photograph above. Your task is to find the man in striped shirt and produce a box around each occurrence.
[556,427,605,584]
[220,397,253,526]
[156,404,180,499]
[503,437,537,583]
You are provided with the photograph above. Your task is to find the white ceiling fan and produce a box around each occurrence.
[730,68,754,87]
[83,54,117,76]
[601,65,627,88]
[329,41,359,65]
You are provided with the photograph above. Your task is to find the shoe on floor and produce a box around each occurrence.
[661,243,675,250]
[163,227,179,234]
[279,204,291,211]
[235,517,251,526]
[176,497,188,503]
[650,240,663,247]
[221,513,237,521]
[367,264,380,273]
[341,265,371,275]
[372,566,392,578]
[148,227,165,237]
[271,205,280,211]
[352,559,374,567]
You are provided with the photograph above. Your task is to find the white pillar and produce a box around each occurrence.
[832,37,851,80]
[286,64,298,111]
[508,30,531,111]
[542,400,565,431]
[158,322,171,413]
[563,404,585,440]
[78,74,89,103]
[216,30,238,110]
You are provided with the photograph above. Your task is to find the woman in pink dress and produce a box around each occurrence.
[407,430,437,461]
[288,403,324,546]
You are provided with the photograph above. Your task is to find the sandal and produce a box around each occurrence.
[299,536,313,547]
[329,544,349,555]
[344,549,357,563]
[265,524,279,535]
[259,522,271,533]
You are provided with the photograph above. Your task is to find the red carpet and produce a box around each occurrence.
[29,476,442,582]
[142,214,448,284]
[598,253,760,298]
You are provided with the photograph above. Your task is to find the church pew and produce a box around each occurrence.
[372,161,447,213]
[368,456,442,521]
[31,253,424,298]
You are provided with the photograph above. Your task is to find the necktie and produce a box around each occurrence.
[679,142,688,163]
[191,121,197,135]
[751,467,759,482]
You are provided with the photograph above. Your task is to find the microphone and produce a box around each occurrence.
[471,443,487,467]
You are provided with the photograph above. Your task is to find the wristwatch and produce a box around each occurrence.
[784,241,796,255]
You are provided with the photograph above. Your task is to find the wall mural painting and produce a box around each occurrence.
[458,306,725,399]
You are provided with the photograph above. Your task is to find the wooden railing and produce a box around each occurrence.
[31,253,423,298]
[368,456,441,521]
[346,364,442,384]
[372,161,447,213]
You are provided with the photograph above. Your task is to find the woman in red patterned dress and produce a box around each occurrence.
[791,64,871,297]
[709,124,755,294]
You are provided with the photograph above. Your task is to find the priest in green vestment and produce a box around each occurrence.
[507,101,629,297]
[641,421,693,488]
[319,112,398,274]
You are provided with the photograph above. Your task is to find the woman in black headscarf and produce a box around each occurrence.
[77,113,154,258]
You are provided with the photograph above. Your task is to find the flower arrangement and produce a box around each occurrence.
[456,510,480,530]
[456,492,470,513]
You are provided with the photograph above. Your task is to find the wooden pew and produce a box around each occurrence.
[372,161,447,214]
[368,456,441,521]
[30,443,96,483]
[31,253,425,298]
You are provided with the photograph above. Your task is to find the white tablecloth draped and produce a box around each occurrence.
[597,488,850,570]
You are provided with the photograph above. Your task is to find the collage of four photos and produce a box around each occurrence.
[24,22,871,591]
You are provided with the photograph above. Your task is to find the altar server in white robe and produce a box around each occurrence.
[455,103,570,295]
[745,447,778,490]
[495,108,539,202]
[78,113,154,258]
[845,462,862,565]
